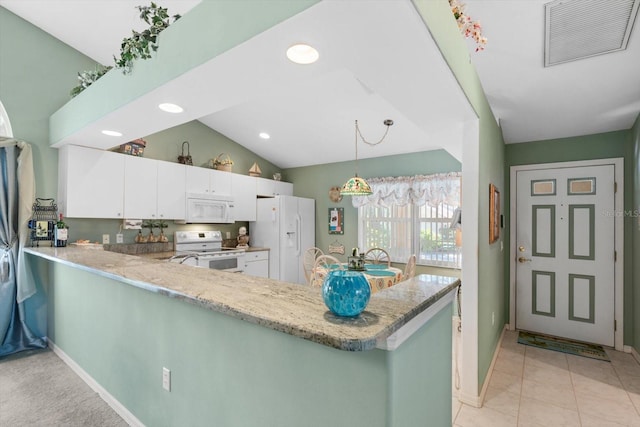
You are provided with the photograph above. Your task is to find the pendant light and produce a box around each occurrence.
[340,119,394,196]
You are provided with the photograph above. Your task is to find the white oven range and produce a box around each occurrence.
[172,230,245,273]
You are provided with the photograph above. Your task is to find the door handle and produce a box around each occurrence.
[518,257,532,263]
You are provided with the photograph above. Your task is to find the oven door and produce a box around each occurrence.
[198,253,245,273]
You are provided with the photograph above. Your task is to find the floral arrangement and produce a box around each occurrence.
[449,0,487,52]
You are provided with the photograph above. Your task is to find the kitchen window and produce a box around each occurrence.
[355,173,461,269]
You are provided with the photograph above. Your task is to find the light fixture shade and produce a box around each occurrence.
[340,175,373,196]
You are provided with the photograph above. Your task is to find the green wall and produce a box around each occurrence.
[413,0,506,391]
[505,130,634,344]
[29,253,453,427]
[285,149,461,277]
[632,116,640,353]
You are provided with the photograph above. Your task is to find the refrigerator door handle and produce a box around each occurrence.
[295,214,302,256]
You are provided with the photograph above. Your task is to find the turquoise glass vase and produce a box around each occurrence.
[322,270,371,317]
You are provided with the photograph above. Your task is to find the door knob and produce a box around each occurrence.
[518,257,532,263]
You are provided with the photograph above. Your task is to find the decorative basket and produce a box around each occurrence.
[211,153,233,172]
[119,138,146,157]
[177,141,193,165]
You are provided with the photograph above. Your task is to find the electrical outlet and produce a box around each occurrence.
[102,234,110,244]
[116,233,123,244]
[162,367,171,391]
[491,311,495,326]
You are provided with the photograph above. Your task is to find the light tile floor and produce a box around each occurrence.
[453,329,640,426]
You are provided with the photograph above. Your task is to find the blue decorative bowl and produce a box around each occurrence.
[322,270,371,317]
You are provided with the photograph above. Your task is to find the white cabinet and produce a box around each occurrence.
[157,161,186,220]
[231,174,257,221]
[124,156,157,219]
[58,145,125,218]
[124,157,186,220]
[256,177,293,197]
[243,250,269,278]
[186,167,232,195]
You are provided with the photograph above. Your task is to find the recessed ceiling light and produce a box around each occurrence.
[286,43,319,65]
[259,132,270,140]
[101,130,122,137]
[158,103,184,113]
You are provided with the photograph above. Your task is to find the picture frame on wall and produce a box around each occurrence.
[328,207,344,235]
[489,183,500,244]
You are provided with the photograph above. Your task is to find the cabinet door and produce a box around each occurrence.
[210,169,232,194]
[273,180,293,196]
[244,251,269,278]
[59,145,125,218]
[256,177,274,197]
[158,161,186,220]
[231,174,257,221]
[124,156,158,219]
[185,166,211,193]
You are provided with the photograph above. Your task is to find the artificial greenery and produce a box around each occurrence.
[114,2,181,74]
[70,2,180,97]
[70,65,113,98]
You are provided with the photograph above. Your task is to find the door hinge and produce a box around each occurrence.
[615,251,617,262]
[615,182,618,193]
[615,319,617,331]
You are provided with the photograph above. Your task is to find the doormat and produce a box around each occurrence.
[517,331,610,362]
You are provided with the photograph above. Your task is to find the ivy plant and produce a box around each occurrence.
[70,2,180,97]
[114,2,181,74]
[70,65,113,98]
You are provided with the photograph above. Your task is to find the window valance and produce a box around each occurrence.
[351,172,462,208]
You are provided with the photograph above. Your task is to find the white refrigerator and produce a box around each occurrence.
[250,196,315,285]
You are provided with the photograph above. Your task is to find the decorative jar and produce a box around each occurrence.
[322,270,371,317]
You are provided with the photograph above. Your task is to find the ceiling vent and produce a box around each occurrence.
[545,0,640,66]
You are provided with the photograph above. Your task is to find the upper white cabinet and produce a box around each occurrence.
[124,157,186,220]
[231,174,257,221]
[58,145,290,221]
[157,161,186,220]
[186,167,232,195]
[256,177,293,197]
[124,156,157,219]
[58,145,125,218]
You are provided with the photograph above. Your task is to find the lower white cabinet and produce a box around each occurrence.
[243,250,269,278]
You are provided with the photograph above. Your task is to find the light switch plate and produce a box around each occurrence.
[116,233,123,244]
[102,234,110,244]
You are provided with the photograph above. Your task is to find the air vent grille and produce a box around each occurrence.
[545,0,639,66]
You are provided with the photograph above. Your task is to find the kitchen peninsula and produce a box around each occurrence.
[24,246,459,427]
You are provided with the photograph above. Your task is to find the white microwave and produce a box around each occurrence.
[181,193,235,224]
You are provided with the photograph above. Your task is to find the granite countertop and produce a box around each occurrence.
[24,246,459,351]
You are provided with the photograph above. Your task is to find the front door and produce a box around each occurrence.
[515,164,615,346]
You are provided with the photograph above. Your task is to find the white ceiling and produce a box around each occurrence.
[2,0,639,167]
[465,0,640,143]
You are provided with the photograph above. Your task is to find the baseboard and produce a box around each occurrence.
[625,345,640,364]
[457,325,506,408]
[48,340,144,427]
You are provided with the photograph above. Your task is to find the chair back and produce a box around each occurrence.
[303,247,324,283]
[311,254,343,287]
[365,247,391,267]
[403,254,417,281]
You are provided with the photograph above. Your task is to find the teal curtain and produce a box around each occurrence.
[0,141,45,356]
